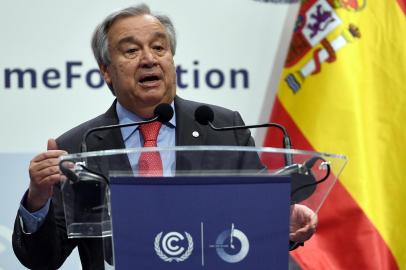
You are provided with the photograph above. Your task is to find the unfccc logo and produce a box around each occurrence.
[154,231,194,262]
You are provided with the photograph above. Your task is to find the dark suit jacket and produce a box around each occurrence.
[12,96,261,269]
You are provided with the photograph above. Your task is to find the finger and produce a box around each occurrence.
[289,232,298,241]
[289,232,308,243]
[30,164,62,185]
[31,150,67,162]
[41,173,64,185]
[47,138,58,150]
[30,157,62,173]
[310,213,318,227]
[32,171,64,188]
[290,224,316,242]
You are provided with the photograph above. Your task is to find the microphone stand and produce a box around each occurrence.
[81,115,160,152]
[206,121,293,166]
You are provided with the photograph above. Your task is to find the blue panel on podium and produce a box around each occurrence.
[109,176,290,270]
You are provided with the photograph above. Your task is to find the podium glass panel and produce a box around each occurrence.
[59,146,347,239]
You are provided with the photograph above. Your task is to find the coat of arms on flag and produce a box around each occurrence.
[285,0,365,93]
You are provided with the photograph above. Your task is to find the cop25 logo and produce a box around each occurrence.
[210,223,250,263]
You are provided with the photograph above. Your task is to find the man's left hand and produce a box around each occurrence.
[289,204,318,243]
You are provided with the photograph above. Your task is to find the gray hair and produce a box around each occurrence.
[91,3,177,67]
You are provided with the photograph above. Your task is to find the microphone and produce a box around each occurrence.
[81,103,174,152]
[60,103,174,183]
[194,105,293,165]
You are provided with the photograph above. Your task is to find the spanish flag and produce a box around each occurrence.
[265,0,406,269]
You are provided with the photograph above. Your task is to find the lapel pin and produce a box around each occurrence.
[192,131,199,138]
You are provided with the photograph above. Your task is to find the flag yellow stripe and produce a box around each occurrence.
[278,0,406,266]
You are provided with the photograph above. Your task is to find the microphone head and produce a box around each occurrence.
[194,105,214,125]
[154,103,174,123]
[290,172,316,203]
[303,157,319,169]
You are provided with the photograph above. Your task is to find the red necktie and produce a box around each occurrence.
[138,121,163,176]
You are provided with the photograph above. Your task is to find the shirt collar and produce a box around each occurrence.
[116,101,176,142]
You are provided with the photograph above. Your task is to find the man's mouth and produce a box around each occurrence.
[138,74,161,87]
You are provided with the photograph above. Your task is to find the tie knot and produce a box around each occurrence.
[139,121,162,147]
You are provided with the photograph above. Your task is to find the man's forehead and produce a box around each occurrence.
[117,32,168,45]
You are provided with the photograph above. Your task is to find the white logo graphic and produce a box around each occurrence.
[210,223,249,263]
[154,231,193,262]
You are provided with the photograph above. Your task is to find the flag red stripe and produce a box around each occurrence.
[264,97,398,269]
[292,181,399,269]
[397,0,406,15]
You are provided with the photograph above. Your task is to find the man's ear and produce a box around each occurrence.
[99,64,112,85]
[99,64,116,95]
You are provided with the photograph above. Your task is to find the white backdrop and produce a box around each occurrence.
[0,0,299,268]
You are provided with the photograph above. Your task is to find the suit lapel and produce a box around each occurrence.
[85,102,124,151]
[174,96,208,146]
[85,101,133,175]
[174,96,209,171]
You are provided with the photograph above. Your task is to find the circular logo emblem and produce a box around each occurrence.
[215,227,249,263]
[154,231,193,262]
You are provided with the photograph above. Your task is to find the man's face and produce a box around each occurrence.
[100,14,176,117]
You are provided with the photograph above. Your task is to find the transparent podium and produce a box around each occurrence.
[59,146,347,269]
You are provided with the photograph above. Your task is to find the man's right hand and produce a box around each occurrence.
[26,139,67,212]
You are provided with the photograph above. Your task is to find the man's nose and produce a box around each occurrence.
[140,48,157,68]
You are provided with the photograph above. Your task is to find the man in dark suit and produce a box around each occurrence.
[13,4,316,269]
